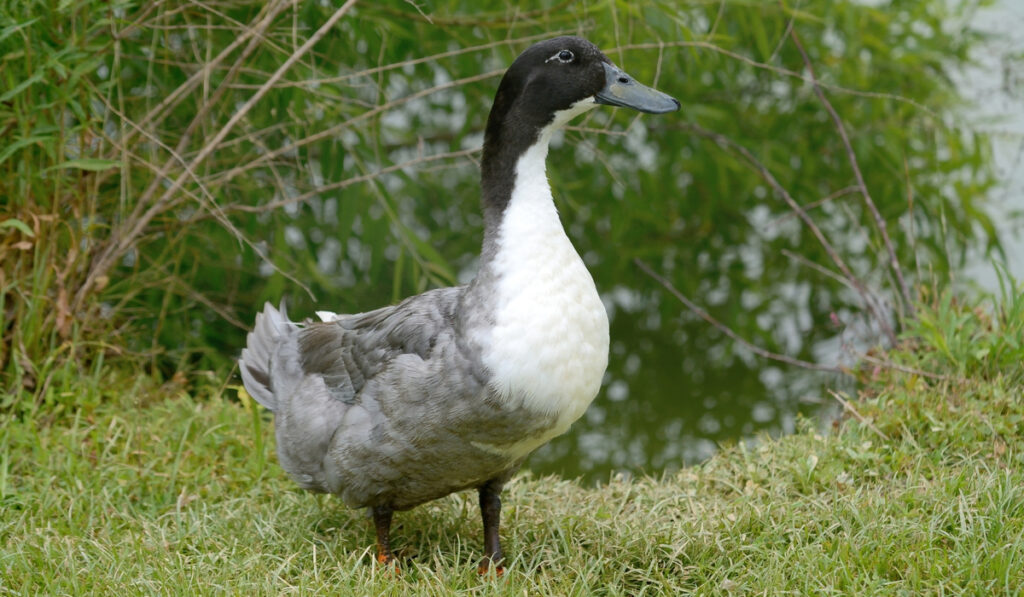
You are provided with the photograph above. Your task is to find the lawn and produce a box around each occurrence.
[2,291,1023,595]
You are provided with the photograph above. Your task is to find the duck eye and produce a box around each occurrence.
[557,49,574,62]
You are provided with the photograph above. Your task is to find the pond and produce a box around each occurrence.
[179,2,1020,486]
[526,0,1024,483]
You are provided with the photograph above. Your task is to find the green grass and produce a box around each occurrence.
[3,289,1024,595]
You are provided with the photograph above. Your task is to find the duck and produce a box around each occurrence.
[239,35,678,573]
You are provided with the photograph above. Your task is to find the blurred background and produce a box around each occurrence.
[2,0,1020,482]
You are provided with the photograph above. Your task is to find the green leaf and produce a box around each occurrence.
[0,134,51,167]
[48,158,122,172]
[0,17,40,44]
[0,70,44,102]
[0,218,34,237]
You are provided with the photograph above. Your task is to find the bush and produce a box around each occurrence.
[0,0,999,412]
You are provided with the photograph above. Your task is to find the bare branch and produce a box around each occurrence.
[788,29,916,320]
[75,0,355,309]
[634,258,843,373]
[680,122,898,345]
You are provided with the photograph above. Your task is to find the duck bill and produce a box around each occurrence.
[594,62,680,114]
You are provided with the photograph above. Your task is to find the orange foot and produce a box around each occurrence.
[376,553,401,575]
[477,562,505,577]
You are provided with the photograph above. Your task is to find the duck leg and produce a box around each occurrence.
[478,480,505,575]
[371,506,396,565]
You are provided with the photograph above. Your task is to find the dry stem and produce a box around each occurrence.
[634,258,842,373]
[788,29,916,320]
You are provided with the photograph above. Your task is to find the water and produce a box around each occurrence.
[222,3,1021,486]
[959,1,1024,288]
[527,2,1024,483]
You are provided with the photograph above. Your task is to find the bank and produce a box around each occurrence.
[2,287,1022,594]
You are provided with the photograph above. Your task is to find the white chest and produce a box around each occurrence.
[480,140,610,437]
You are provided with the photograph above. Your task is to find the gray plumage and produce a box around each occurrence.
[240,286,553,510]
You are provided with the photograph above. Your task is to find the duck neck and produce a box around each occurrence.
[468,102,609,424]
[479,97,597,253]
[478,134,560,287]
[479,112,549,233]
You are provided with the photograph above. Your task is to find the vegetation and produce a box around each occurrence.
[3,0,1022,593]
[0,0,1002,415]
[2,281,1022,594]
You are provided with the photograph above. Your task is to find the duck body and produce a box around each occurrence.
[239,35,678,570]
[247,288,545,511]
[244,113,610,513]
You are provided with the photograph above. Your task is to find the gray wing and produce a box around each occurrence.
[297,286,465,405]
[275,287,493,503]
[258,286,550,509]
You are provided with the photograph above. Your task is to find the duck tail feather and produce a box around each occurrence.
[239,301,292,411]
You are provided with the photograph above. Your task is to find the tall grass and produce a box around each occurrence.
[0,0,1001,414]
[1,2,126,411]
[908,264,1024,383]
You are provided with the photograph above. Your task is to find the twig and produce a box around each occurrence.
[563,126,628,137]
[140,255,250,330]
[828,389,889,440]
[788,29,916,320]
[226,147,480,213]
[859,355,952,381]
[74,0,294,311]
[766,185,860,229]
[780,249,857,289]
[614,40,938,118]
[130,0,297,221]
[707,0,727,38]
[80,78,315,307]
[768,8,796,63]
[96,130,314,297]
[76,0,357,310]
[778,248,892,333]
[228,31,575,89]
[680,122,898,345]
[372,0,574,26]
[127,0,294,145]
[634,258,842,373]
[208,68,505,187]
[109,0,165,40]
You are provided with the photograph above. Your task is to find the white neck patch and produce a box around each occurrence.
[477,98,610,450]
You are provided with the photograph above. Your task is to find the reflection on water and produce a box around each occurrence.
[529,0,1023,484]
[250,2,1021,488]
[528,289,850,483]
[959,1,1024,289]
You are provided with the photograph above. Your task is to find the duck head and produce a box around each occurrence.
[486,36,679,135]
[481,36,679,220]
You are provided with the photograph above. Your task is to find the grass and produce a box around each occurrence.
[2,288,1023,595]
[2,2,1018,592]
